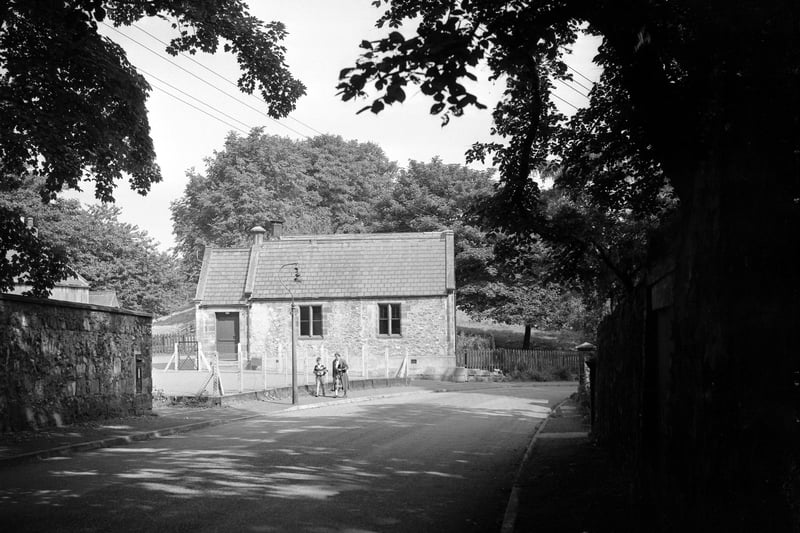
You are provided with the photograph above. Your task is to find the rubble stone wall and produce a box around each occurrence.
[196,294,457,379]
[0,294,152,431]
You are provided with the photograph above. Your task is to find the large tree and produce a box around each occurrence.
[2,180,189,314]
[171,132,396,279]
[371,158,594,341]
[339,1,799,530]
[1,0,304,294]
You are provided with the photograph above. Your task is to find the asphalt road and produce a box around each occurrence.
[0,385,572,533]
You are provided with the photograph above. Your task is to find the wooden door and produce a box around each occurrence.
[215,312,239,361]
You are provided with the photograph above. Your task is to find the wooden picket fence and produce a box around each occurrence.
[461,348,582,376]
[152,333,197,355]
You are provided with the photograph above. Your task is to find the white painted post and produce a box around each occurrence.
[279,344,286,386]
[405,347,410,383]
[165,343,178,371]
[385,347,389,379]
[304,350,309,386]
[263,347,268,392]
[362,345,367,379]
[211,351,225,397]
[197,342,211,372]
[238,342,243,393]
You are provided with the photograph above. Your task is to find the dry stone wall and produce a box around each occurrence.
[0,294,152,431]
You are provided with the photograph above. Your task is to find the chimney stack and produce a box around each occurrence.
[270,220,284,240]
[249,226,267,245]
[25,216,37,236]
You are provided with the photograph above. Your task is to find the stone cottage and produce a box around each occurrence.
[193,224,456,378]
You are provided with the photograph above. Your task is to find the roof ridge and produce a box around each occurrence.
[278,230,452,242]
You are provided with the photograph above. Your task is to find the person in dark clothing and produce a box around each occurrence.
[332,352,349,397]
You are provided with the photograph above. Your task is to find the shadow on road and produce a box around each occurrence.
[0,389,558,532]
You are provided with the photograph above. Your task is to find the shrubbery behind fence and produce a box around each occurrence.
[462,348,582,375]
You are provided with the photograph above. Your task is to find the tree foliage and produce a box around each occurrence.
[0,0,304,294]
[171,132,396,279]
[368,158,594,336]
[537,59,678,298]
[2,180,189,314]
[368,158,493,233]
[337,0,795,302]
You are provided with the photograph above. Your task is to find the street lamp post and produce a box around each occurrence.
[279,263,301,404]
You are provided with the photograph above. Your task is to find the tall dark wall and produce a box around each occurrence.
[664,150,799,531]
[0,294,153,431]
[594,289,646,470]
[596,152,800,530]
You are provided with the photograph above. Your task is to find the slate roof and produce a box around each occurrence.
[195,232,454,305]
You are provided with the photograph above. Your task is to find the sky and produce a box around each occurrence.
[71,1,602,251]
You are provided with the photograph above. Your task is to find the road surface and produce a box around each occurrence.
[0,384,572,532]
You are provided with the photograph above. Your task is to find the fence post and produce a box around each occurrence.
[197,342,211,372]
[238,343,243,393]
[362,345,367,379]
[263,346,268,392]
[385,347,389,379]
[279,344,286,386]
[304,350,309,386]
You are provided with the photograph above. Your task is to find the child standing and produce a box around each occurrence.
[313,357,327,397]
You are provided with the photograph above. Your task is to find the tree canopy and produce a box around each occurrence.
[0,0,304,294]
[365,158,595,336]
[171,132,396,279]
[2,180,189,314]
[337,0,796,292]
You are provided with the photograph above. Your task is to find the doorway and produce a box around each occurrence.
[215,312,239,361]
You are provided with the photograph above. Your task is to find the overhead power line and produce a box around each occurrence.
[129,23,326,137]
[138,67,255,132]
[551,93,581,111]
[555,78,589,99]
[567,64,596,87]
[102,23,310,138]
[148,81,250,135]
[564,74,593,94]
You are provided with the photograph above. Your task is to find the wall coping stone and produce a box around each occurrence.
[0,293,153,318]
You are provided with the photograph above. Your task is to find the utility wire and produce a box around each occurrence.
[567,75,593,94]
[129,23,326,137]
[552,93,581,111]
[148,81,250,135]
[138,67,255,131]
[555,78,589,99]
[102,23,310,138]
[567,64,596,87]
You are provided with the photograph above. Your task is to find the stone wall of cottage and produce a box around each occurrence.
[196,295,457,378]
[0,294,152,431]
[195,304,248,362]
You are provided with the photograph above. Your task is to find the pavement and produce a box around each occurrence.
[0,379,638,532]
[504,396,644,532]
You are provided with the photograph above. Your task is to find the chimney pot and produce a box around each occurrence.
[249,226,267,245]
[25,217,37,236]
[270,220,284,240]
